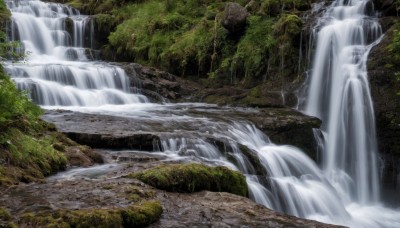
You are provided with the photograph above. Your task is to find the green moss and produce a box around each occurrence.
[4,128,67,176]
[64,209,123,228]
[0,66,42,129]
[19,201,163,228]
[120,201,163,227]
[21,212,69,228]
[0,119,74,187]
[0,208,11,221]
[130,163,248,197]
[0,64,69,186]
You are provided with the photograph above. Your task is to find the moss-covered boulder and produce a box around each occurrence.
[130,163,248,197]
[0,207,16,228]
[19,200,163,228]
[221,2,249,34]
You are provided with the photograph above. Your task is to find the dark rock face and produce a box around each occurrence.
[66,132,159,151]
[367,11,400,205]
[122,63,182,101]
[221,2,249,34]
[373,0,398,17]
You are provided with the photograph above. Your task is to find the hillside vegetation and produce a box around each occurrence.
[59,0,316,87]
[0,0,88,186]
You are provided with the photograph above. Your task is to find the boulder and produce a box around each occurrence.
[222,2,249,34]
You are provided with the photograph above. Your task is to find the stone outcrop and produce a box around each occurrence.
[221,2,249,34]
[367,2,400,205]
[0,159,343,228]
[122,63,182,102]
[43,104,320,159]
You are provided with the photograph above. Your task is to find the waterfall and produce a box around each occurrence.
[5,0,148,106]
[4,0,400,227]
[305,0,381,204]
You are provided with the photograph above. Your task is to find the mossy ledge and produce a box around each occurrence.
[130,163,248,197]
[0,207,17,228]
[19,200,163,228]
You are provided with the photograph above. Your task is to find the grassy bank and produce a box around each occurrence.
[0,0,88,186]
[59,0,315,87]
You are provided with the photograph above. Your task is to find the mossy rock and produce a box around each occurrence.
[130,163,248,197]
[0,208,11,221]
[19,201,162,228]
[120,201,163,227]
[0,207,17,228]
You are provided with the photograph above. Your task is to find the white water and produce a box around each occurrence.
[301,0,400,227]
[305,0,381,205]
[5,0,148,106]
[5,0,400,227]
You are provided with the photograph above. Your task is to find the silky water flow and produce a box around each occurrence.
[5,0,400,227]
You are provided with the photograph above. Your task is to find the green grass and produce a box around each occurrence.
[0,0,68,185]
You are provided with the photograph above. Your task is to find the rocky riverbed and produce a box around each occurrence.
[0,149,341,228]
[0,98,342,227]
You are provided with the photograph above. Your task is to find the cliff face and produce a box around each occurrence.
[368,0,400,202]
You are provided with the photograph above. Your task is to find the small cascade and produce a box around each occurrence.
[5,0,147,106]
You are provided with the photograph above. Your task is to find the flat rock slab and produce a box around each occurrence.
[42,105,320,156]
[0,157,343,228]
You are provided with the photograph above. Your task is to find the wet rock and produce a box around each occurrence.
[221,2,249,34]
[66,132,159,151]
[130,163,248,197]
[42,105,320,160]
[373,0,398,17]
[240,108,321,160]
[122,63,181,102]
[64,146,103,167]
[0,161,342,228]
[368,21,400,205]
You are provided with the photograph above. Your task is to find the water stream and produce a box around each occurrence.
[4,0,400,227]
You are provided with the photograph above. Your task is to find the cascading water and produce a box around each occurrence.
[4,0,400,227]
[304,0,381,205]
[5,0,148,106]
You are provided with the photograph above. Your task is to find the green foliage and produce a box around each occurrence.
[231,16,276,80]
[0,126,67,186]
[388,25,400,95]
[20,201,163,228]
[0,68,42,129]
[69,0,312,85]
[0,32,24,60]
[131,163,248,197]
[0,0,38,129]
[0,0,10,24]
[4,128,67,175]
[0,0,23,60]
[389,28,400,58]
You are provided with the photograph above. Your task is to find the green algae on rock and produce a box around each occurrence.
[130,163,248,197]
[19,201,163,228]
